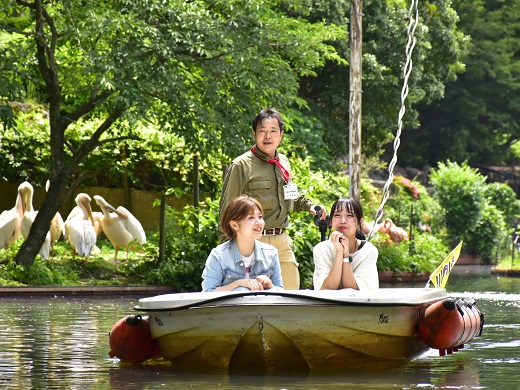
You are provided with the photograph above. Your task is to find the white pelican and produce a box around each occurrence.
[64,193,97,257]
[46,180,65,250]
[66,197,102,254]
[93,195,146,261]
[67,204,103,236]
[19,181,51,260]
[0,184,24,249]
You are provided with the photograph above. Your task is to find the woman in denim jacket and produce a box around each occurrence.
[202,196,284,292]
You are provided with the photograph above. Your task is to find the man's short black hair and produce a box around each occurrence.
[252,108,285,132]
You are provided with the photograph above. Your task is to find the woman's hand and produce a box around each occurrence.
[241,278,265,291]
[256,275,274,289]
[330,231,349,257]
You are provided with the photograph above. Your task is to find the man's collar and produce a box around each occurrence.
[252,145,278,160]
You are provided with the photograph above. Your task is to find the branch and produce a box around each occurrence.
[30,0,61,102]
[70,105,127,168]
[96,134,142,146]
[15,0,32,6]
[61,89,114,126]
[40,2,58,55]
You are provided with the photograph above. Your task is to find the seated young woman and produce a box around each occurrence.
[202,195,284,292]
[313,197,379,290]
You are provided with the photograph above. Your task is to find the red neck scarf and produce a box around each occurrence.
[251,146,291,181]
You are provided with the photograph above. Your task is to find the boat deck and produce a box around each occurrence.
[135,288,447,311]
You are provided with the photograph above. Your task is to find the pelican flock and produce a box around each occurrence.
[1,184,147,261]
[93,195,146,261]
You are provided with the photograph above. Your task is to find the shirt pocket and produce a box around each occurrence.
[248,180,273,210]
[255,266,274,279]
[222,268,243,285]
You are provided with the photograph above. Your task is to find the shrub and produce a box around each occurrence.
[379,174,444,236]
[464,203,507,263]
[429,161,487,241]
[144,198,220,292]
[429,161,514,262]
[484,182,520,227]
[374,233,448,273]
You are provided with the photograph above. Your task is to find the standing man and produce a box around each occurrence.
[219,108,327,289]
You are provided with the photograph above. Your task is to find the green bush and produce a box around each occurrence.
[144,198,220,292]
[380,174,444,236]
[0,258,74,286]
[484,182,520,227]
[429,161,514,262]
[374,233,448,273]
[429,161,487,240]
[464,203,507,263]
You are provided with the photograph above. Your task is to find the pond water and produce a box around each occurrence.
[0,270,518,389]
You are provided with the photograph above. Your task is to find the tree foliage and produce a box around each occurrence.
[1,0,505,269]
[298,0,468,159]
[0,0,345,266]
[400,0,520,167]
[429,160,513,262]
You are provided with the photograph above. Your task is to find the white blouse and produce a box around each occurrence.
[313,239,379,290]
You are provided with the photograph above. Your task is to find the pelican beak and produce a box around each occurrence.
[87,206,95,225]
[21,192,29,213]
[106,201,127,219]
[81,198,95,225]
[19,184,33,214]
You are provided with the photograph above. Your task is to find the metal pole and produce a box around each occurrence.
[159,192,166,263]
[349,0,363,201]
[193,155,199,208]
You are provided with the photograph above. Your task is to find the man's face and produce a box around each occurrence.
[252,117,283,157]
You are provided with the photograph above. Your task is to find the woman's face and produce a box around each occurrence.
[331,207,358,238]
[233,207,265,240]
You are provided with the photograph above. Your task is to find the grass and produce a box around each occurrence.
[495,255,520,271]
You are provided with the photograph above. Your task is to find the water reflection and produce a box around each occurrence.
[0,273,519,389]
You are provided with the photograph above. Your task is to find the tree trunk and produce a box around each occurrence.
[349,0,363,201]
[14,174,72,267]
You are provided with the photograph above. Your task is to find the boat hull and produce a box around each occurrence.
[137,288,447,373]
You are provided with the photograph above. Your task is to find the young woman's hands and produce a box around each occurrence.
[330,231,349,257]
[237,276,273,291]
[255,275,274,289]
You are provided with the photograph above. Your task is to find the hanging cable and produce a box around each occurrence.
[367,0,420,240]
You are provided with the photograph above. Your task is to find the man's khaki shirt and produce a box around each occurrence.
[219,147,314,230]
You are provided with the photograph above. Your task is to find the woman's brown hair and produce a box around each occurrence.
[220,196,264,239]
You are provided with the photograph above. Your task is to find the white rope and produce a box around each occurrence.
[367,0,420,240]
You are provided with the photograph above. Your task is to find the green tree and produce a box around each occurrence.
[298,0,468,159]
[400,0,520,167]
[0,0,344,266]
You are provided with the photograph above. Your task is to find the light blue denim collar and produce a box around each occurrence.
[229,239,268,266]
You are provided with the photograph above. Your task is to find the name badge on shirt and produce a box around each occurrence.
[283,182,299,200]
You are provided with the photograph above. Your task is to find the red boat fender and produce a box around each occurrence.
[108,315,162,363]
[417,298,484,356]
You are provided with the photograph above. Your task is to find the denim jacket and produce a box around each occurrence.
[201,239,284,292]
